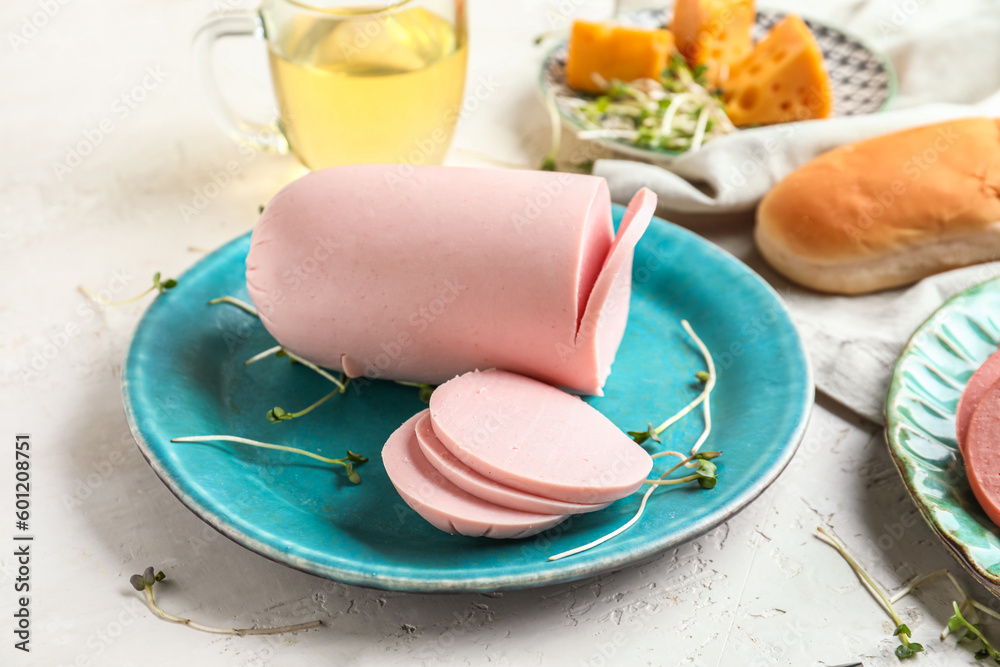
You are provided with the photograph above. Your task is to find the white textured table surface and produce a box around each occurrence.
[2,1,997,665]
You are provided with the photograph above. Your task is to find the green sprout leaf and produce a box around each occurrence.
[629,424,661,446]
[267,406,289,423]
[129,574,145,591]
[694,460,718,489]
[151,272,179,294]
[628,431,650,445]
[894,623,911,638]
[79,271,179,307]
[695,371,710,382]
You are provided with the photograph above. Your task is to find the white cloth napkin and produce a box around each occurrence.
[593,1,1000,424]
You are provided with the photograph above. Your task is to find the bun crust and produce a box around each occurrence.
[755,117,1000,294]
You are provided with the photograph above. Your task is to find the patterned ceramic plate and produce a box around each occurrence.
[540,8,897,161]
[886,277,1000,598]
[123,205,812,593]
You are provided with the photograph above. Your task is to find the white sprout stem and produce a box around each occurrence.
[78,284,154,307]
[208,296,259,317]
[244,345,347,392]
[171,435,346,466]
[815,527,903,627]
[659,93,691,135]
[688,106,711,153]
[541,87,562,165]
[245,345,282,366]
[887,567,982,640]
[889,568,969,604]
[281,349,348,391]
[712,105,737,133]
[650,449,690,461]
[576,129,640,140]
[680,320,716,456]
[651,320,715,439]
[549,483,657,562]
[651,392,706,435]
[142,587,321,636]
[970,599,1000,622]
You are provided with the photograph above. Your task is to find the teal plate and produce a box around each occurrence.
[123,205,812,592]
[887,277,1000,597]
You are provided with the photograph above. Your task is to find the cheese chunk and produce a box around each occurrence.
[672,0,755,85]
[722,14,832,127]
[565,20,674,94]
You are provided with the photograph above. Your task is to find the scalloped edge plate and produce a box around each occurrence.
[539,8,897,163]
[886,276,1000,598]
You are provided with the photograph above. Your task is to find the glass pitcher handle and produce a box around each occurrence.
[192,11,288,153]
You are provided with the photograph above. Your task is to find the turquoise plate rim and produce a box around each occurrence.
[122,205,813,592]
[885,276,1000,598]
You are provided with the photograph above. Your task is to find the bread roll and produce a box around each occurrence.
[755,117,1000,295]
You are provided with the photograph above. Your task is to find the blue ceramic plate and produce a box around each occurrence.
[123,206,812,592]
[886,277,1000,598]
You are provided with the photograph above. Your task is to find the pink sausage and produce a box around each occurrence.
[428,369,653,504]
[413,411,611,516]
[957,348,1000,455]
[381,413,570,539]
[963,378,1000,527]
[245,165,656,395]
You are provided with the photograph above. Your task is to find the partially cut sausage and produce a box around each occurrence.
[245,165,656,395]
[428,369,653,504]
[957,348,1000,455]
[381,413,570,539]
[413,411,611,516]
[963,378,1000,527]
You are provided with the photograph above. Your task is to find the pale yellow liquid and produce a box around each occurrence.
[267,7,467,170]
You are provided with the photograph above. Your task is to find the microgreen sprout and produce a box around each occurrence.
[267,381,350,423]
[632,319,716,461]
[558,54,735,154]
[128,565,321,635]
[171,435,368,484]
[245,344,349,392]
[627,423,661,445]
[79,272,178,307]
[549,321,719,562]
[816,529,1000,662]
[208,295,259,317]
[396,381,436,403]
[548,450,721,562]
[949,602,1000,662]
[816,526,920,658]
[539,86,563,171]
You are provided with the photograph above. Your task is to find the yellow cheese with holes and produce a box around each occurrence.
[672,0,755,85]
[565,21,675,94]
[722,14,833,127]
